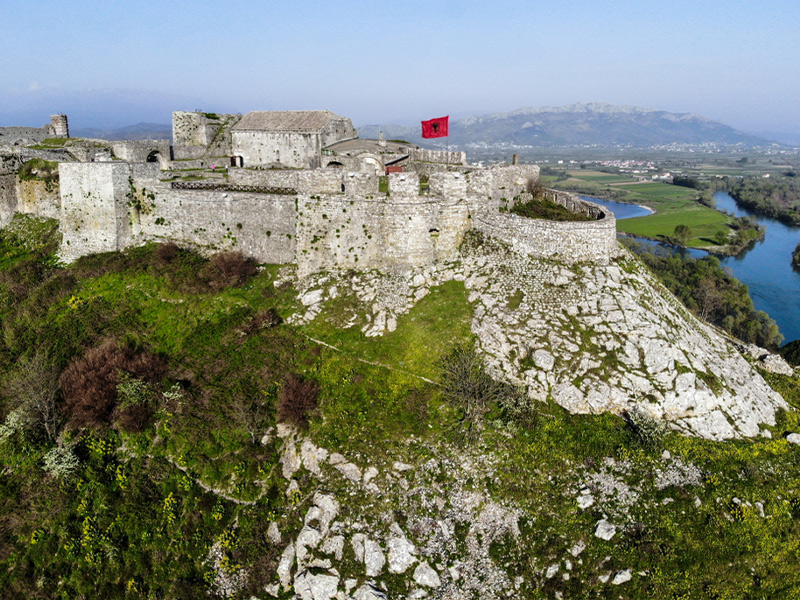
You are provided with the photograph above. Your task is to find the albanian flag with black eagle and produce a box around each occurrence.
[421,115,449,138]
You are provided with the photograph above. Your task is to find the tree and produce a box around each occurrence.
[673,224,691,246]
[2,352,61,440]
[439,346,525,444]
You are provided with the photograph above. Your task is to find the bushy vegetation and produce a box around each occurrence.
[17,158,59,183]
[793,241,800,270]
[727,175,800,226]
[624,239,783,347]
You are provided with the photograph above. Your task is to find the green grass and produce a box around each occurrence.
[559,173,733,247]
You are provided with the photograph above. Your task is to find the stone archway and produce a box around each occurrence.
[146,150,169,169]
[326,160,345,168]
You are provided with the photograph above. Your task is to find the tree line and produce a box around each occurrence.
[623,240,784,348]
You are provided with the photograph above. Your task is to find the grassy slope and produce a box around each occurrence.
[1,217,800,598]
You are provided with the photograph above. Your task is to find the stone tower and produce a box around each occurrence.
[50,114,69,138]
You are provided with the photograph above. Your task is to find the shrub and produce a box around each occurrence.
[525,176,547,199]
[42,444,80,479]
[624,406,667,450]
[60,339,166,429]
[115,375,158,433]
[277,374,319,430]
[156,241,179,263]
[439,345,523,443]
[2,352,62,440]
[202,251,258,290]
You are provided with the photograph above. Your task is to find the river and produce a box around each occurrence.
[583,193,800,344]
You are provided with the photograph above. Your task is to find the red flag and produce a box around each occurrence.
[421,115,449,138]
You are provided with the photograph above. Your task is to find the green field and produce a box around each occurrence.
[557,172,732,248]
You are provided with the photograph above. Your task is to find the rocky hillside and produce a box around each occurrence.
[1,215,800,599]
[360,103,774,150]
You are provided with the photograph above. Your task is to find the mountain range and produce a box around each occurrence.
[359,103,782,150]
[52,102,790,150]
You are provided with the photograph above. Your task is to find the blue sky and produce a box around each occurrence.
[1,0,798,132]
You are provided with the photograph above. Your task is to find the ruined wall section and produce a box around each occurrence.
[472,197,616,265]
[59,162,134,262]
[466,164,539,210]
[16,179,60,220]
[172,112,239,160]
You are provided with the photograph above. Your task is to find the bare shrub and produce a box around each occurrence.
[439,345,523,444]
[156,241,179,264]
[203,251,258,290]
[2,352,62,440]
[277,374,319,430]
[60,339,166,429]
[239,309,282,337]
[525,176,547,199]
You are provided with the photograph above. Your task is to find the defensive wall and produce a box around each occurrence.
[472,190,617,265]
[3,157,617,275]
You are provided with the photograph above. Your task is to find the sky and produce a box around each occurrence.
[1,0,799,133]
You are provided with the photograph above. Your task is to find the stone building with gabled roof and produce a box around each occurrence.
[230,110,357,169]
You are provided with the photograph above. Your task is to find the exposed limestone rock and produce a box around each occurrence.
[364,539,386,577]
[267,521,281,544]
[277,543,295,589]
[611,569,632,585]
[300,440,329,476]
[413,561,442,588]
[290,238,787,440]
[334,461,362,483]
[594,519,616,541]
[387,525,417,573]
[294,570,339,600]
[280,438,301,480]
[786,433,800,445]
[352,583,388,600]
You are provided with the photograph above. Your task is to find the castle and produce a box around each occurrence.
[0,111,616,276]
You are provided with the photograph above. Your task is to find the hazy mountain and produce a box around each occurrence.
[72,123,172,141]
[0,87,215,130]
[359,103,778,149]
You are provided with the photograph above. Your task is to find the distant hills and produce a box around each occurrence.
[72,123,172,141]
[359,103,783,150]
[58,102,793,150]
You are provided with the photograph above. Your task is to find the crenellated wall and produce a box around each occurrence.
[49,160,613,272]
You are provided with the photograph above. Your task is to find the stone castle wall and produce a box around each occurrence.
[51,160,612,272]
[295,195,470,277]
[0,174,17,226]
[232,131,321,169]
[172,112,240,159]
[472,196,617,265]
[16,179,60,221]
[408,148,467,165]
[112,140,172,163]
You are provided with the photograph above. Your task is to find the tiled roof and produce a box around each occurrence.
[232,111,342,132]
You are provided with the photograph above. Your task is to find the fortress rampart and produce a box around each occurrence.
[50,160,617,274]
[473,192,616,265]
[1,110,618,275]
